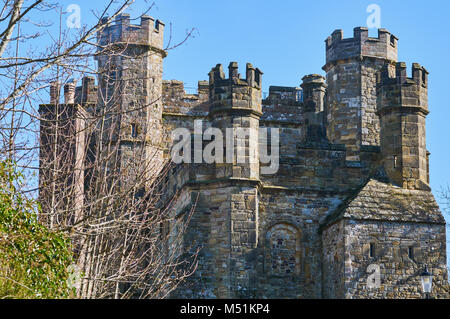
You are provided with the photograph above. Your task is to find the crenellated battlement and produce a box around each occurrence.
[97,13,165,50]
[39,19,450,299]
[163,80,209,99]
[265,86,302,103]
[162,80,209,115]
[378,62,428,87]
[324,27,398,70]
[377,62,428,113]
[208,62,263,116]
[208,62,263,89]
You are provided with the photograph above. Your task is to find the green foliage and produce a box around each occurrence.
[0,160,73,298]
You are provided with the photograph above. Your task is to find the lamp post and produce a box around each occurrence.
[420,265,433,299]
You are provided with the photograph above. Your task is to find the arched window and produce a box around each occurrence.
[265,223,301,276]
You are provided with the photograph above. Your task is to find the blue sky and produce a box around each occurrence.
[142,0,450,196]
[55,1,450,215]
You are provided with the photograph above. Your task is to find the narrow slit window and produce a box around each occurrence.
[297,90,303,102]
[131,124,138,138]
[408,246,414,259]
[393,155,398,168]
[369,243,375,258]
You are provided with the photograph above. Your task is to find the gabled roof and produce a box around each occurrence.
[320,179,445,231]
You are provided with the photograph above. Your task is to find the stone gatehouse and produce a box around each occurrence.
[39,14,448,298]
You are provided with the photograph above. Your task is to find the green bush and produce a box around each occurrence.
[0,161,73,298]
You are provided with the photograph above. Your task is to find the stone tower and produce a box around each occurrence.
[176,62,264,298]
[205,62,263,298]
[324,27,398,160]
[208,62,263,180]
[95,14,166,189]
[38,17,449,298]
[377,62,430,190]
[300,74,327,142]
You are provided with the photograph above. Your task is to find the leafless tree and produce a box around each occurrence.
[0,0,198,299]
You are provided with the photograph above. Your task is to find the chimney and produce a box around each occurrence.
[64,79,76,104]
[50,81,61,104]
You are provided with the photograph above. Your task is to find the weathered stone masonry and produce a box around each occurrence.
[39,16,448,299]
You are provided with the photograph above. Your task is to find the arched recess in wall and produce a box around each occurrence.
[265,223,301,276]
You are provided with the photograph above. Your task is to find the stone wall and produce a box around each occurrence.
[258,189,344,298]
[323,219,448,299]
[325,60,361,158]
[361,59,385,146]
[321,220,346,298]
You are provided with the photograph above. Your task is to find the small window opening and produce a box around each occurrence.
[131,123,138,138]
[159,222,164,238]
[369,243,375,258]
[393,155,398,168]
[390,35,396,46]
[408,246,414,259]
[297,90,303,102]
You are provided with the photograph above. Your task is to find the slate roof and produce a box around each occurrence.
[320,179,445,230]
